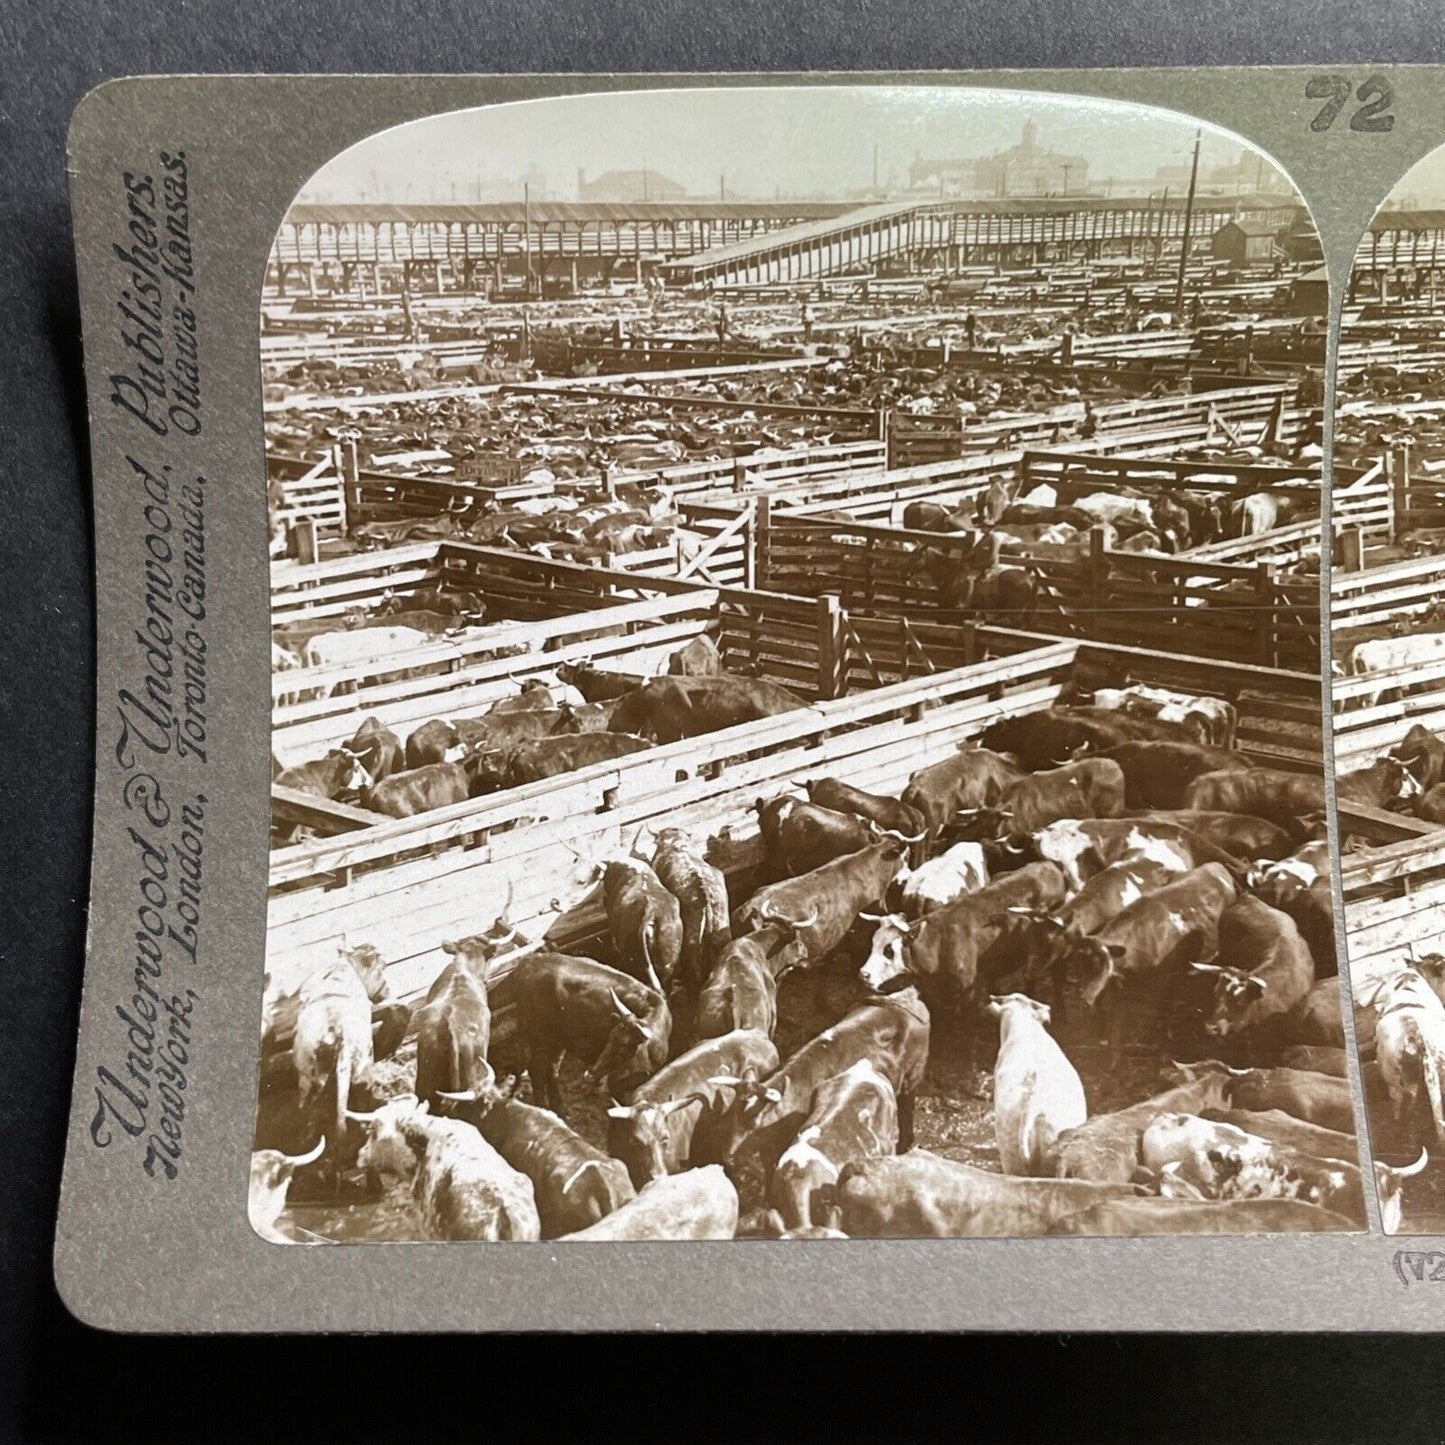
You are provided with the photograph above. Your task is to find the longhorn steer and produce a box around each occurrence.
[437,1087,636,1238]
[796,777,926,838]
[606,1029,781,1188]
[651,826,732,989]
[602,859,684,994]
[732,839,906,969]
[767,1060,899,1231]
[835,1150,1141,1237]
[716,990,931,1205]
[487,953,671,1112]
[350,1096,541,1241]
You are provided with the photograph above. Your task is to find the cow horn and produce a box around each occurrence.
[437,1089,482,1103]
[877,826,927,844]
[609,988,637,1021]
[342,1107,380,1123]
[1189,962,1225,974]
[284,1137,326,1168]
[785,908,818,931]
[706,1074,744,1088]
[660,1095,702,1117]
[1394,1148,1430,1179]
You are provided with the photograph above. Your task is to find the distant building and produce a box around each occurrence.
[907,120,1089,199]
[1284,263,1329,314]
[577,167,687,203]
[1276,223,1325,264]
[1210,217,1279,265]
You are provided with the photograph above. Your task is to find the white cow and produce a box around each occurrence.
[351,1095,542,1241]
[248,1138,326,1243]
[1140,1114,1290,1200]
[557,1165,739,1240]
[1072,492,1155,530]
[988,994,1086,1176]
[304,624,431,670]
[1092,684,1238,748]
[895,841,989,918]
[1349,632,1445,709]
[1372,970,1445,1145]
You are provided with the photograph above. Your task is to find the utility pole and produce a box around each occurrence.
[1172,130,1202,321]
[720,172,725,201]
[873,142,880,196]
[523,180,533,290]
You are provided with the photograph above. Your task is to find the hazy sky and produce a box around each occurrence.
[1381,144,1445,211]
[297,86,1273,203]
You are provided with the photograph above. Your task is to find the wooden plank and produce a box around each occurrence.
[271,785,378,835]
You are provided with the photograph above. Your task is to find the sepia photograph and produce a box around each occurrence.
[1333,142,1445,1234]
[253,84,1365,1243]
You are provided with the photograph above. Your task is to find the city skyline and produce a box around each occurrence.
[295,86,1278,205]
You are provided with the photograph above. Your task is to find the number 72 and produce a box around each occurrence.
[1307,74,1395,133]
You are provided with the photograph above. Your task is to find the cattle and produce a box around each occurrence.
[1140,1113,1306,1203]
[733,839,906,969]
[956,758,1126,838]
[557,1165,739,1240]
[860,864,1069,1054]
[607,675,807,743]
[1049,1195,1353,1235]
[1016,856,1186,1000]
[754,796,877,877]
[554,661,648,702]
[796,777,926,838]
[350,1096,541,1241]
[1336,756,1420,810]
[602,858,683,993]
[979,707,1188,772]
[488,953,671,1111]
[989,995,1086,1176]
[666,634,722,676]
[291,947,378,1172]
[1191,896,1315,1043]
[1374,1149,1433,1234]
[1251,842,1336,976]
[1092,686,1237,748]
[274,749,371,800]
[342,716,405,782]
[1228,492,1293,538]
[893,840,989,918]
[1055,863,1237,1048]
[607,1029,780,1187]
[716,990,931,1203]
[649,827,732,989]
[555,699,620,733]
[1128,810,1291,861]
[1098,741,1250,811]
[695,929,793,1040]
[1180,768,1326,830]
[1045,1067,1235,1182]
[900,747,1021,838]
[1390,723,1445,791]
[248,1138,326,1243]
[360,759,478,818]
[487,679,562,713]
[404,709,571,769]
[412,954,492,1107]
[1026,816,1247,896]
[1349,632,1445,708]
[768,1060,899,1231]
[834,1150,1141,1237]
[472,732,652,791]
[436,1086,636,1238]
[1227,1065,1356,1134]
[1372,970,1445,1145]
[1202,1107,1357,1163]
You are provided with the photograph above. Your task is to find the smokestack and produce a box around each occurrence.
[577,167,586,199]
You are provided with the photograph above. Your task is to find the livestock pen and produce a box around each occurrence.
[267,631,1324,1008]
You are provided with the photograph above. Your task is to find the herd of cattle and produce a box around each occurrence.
[254,675,1420,1243]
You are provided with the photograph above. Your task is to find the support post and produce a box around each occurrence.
[1395,441,1413,532]
[290,517,318,566]
[743,498,758,591]
[1256,564,1278,668]
[754,492,772,589]
[817,593,846,701]
[336,434,361,537]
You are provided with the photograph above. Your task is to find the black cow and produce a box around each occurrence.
[1099,741,1251,810]
[607,675,807,743]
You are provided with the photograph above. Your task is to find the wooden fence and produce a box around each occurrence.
[1341,829,1445,987]
[267,634,1319,1006]
[756,514,1319,670]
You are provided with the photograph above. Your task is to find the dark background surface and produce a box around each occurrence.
[8,2,1445,1438]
